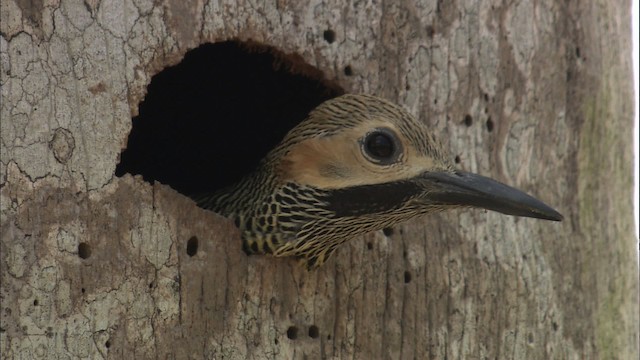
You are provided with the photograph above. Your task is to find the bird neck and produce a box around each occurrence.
[208,164,280,217]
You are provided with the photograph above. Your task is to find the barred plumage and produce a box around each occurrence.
[194,94,562,269]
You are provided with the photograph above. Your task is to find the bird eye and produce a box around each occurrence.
[366,133,394,158]
[361,128,401,164]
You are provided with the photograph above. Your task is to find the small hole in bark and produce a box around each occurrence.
[366,242,373,250]
[575,47,580,58]
[463,114,473,127]
[286,326,298,339]
[308,325,319,339]
[323,29,336,43]
[186,236,198,257]
[486,117,494,132]
[149,282,154,289]
[426,25,435,38]
[81,288,85,294]
[105,340,111,348]
[484,93,489,102]
[343,65,353,76]
[552,322,558,331]
[33,299,38,306]
[382,227,394,236]
[78,243,91,259]
[274,338,279,345]
[404,271,412,283]
[327,334,332,340]
[454,155,461,164]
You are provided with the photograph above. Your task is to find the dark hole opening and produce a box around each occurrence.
[286,326,298,339]
[463,114,473,127]
[116,41,343,198]
[382,227,394,237]
[308,325,319,338]
[323,29,336,43]
[404,271,412,283]
[105,340,111,348]
[78,243,91,259]
[186,236,198,257]
[486,117,494,132]
[425,25,435,38]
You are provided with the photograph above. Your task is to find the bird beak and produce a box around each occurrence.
[417,170,563,221]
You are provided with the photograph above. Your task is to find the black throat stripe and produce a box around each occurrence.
[324,181,422,217]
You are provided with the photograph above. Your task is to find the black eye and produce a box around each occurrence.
[361,128,401,164]
[365,133,394,158]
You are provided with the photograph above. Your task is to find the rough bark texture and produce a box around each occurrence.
[1,0,637,359]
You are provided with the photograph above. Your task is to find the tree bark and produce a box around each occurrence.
[1,0,637,359]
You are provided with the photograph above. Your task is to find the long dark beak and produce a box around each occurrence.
[419,171,563,221]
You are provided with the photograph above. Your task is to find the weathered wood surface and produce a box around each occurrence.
[1,0,637,359]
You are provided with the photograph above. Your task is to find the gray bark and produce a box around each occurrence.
[1,0,637,359]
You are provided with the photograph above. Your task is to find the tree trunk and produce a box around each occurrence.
[1,0,637,359]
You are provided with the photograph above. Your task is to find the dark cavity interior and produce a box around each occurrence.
[116,41,343,196]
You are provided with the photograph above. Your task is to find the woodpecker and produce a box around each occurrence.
[194,94,562,269]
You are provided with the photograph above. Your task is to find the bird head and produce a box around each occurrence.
[271,94,563,222]
[196,94,562,268]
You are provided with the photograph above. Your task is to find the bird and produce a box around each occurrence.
[193,94,562,269]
